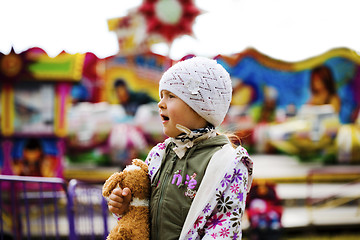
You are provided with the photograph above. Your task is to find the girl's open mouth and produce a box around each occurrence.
[161,114,169,121]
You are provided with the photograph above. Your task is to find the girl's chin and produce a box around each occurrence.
[163,128,181,138]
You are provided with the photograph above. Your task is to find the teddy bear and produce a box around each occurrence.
[102,159,150,240]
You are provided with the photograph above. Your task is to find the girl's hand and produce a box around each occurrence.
[107,187,132,215]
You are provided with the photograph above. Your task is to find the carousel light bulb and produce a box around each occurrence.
[155,0,183,25]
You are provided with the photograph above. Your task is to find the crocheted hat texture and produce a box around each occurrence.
[159,57,232,127]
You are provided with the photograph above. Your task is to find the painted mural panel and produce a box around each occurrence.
[217,48,360,163]
[218,48,360,124]
[13,82,55,134]
[1,138,63,178]
[104,52,172,116]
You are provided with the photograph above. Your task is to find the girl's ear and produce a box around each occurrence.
[132,158,148,173]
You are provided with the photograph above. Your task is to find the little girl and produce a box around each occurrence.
[107,57,253,239]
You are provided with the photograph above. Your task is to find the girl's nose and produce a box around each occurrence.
[158,99,165,109]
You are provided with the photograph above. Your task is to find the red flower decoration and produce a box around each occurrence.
[138,0,201,43]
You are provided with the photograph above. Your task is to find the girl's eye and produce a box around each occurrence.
[169,94,176,98]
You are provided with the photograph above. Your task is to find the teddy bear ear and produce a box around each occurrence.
[132,158,148,173]
[102,172,124,197]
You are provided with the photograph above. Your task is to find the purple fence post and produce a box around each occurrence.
[22,181,31,240]
[67,179,77,240]
[52,183,60,240]
[101,196,109,239]
[10,181,21,240]
[88,187,96,240]
[39,182,46,240]
[0,180,3,240]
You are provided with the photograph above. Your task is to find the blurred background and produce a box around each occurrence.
[0,0,360,239]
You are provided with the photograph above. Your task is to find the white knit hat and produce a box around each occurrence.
[159,57,232,127]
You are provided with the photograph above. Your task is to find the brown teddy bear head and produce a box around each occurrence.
[118,159,150,200]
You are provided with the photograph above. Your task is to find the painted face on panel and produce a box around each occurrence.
[158,90,207,138]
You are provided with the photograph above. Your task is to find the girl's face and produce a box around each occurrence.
[158,90,207,138]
